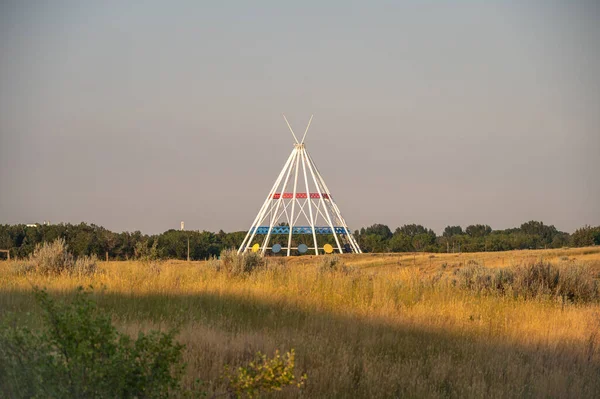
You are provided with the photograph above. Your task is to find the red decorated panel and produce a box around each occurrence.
[271,193,331,199]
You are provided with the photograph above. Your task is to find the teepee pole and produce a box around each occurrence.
[261,147,298,254]
[303,147,343,253]
[305,150,362,253]
[286,146,301,255]
[300,114,313,144]
[239,150,295,253]
[282,114,299,144]
[300,145,319,255]
[239,149,296,253]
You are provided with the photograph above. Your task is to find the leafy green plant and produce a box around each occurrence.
[0,287,307,399]
[222,349,306,398]
[0,287,185,398]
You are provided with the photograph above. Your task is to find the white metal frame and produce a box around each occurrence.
[238,115,362,256]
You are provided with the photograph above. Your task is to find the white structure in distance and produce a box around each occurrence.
[238,115,362,256]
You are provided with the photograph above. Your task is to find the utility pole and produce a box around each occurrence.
[182,221,190,262]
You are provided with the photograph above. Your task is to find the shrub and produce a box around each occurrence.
[318,255,357,275]
[0,288,308,398]
[216,249,265,276]
[319,255,343,272]
[73,254,99,276]
[512,262,599,302]
[12,238,97,276]
[453,265,514,294]
[0,287,185,398]
[453,262,599,303]
[31,238,73,274]
[222,349,306,398]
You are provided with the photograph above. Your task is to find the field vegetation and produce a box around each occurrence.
[1,246,600,397]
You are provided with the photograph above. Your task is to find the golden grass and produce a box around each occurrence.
[1,246,600,398]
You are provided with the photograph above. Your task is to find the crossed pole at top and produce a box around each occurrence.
[282,114,314,144]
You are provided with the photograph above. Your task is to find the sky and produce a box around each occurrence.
[0,1,599,235]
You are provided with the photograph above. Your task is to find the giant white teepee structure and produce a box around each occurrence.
[238,115,362,256]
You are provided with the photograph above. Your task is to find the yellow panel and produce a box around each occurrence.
[323,243,333,254]
[251,243,260,253]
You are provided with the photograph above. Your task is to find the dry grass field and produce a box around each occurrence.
[2,246,600,398]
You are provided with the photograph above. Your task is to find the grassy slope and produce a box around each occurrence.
[1,247,600,398]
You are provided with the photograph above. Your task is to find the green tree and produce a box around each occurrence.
[412,232,435,252]
[443,225,463,237]
[571,225,600,247]
[519,220,562,246]
[363,224,393,239]
[465,224,492,237]
[388,232,412,252]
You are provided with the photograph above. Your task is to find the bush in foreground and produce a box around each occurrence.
[223,349,307,398]
[0,287,306,398]
[0,287,184,398]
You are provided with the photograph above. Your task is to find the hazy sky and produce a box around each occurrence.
[0,1,598,234]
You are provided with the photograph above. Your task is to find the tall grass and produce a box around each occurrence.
[1,248,599,398]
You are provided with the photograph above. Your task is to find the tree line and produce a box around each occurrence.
[0,221,598,260]
[354,221,599,253]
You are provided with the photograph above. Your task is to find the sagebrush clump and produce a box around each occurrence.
[318,255,357,275]
[209,249,265,275]
[12,238,97,276]
[453,261,599,302]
